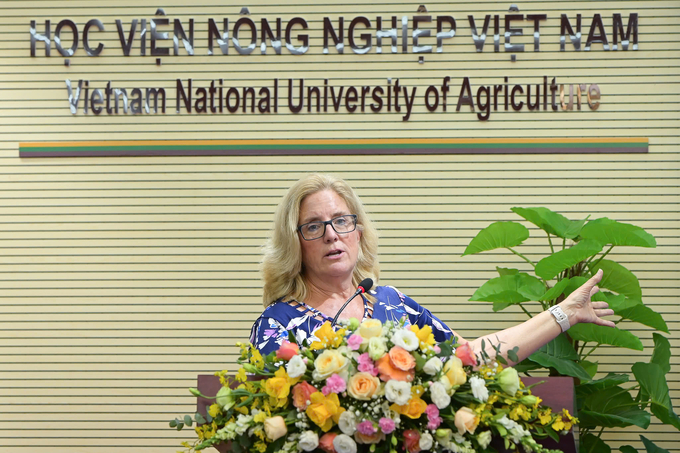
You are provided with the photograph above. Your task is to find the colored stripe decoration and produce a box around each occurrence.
[20,138,648,158]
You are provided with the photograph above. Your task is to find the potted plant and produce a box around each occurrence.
[463,207,679,453]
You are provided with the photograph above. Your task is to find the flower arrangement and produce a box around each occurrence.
[171,319,576,453]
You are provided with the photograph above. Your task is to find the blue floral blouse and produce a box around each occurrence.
[249,286,453,355]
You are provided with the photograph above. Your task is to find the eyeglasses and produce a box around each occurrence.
[297,215,358,241]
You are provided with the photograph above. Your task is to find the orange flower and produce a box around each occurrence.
[292,381,318,410]
[454,407,479,435]
[318,432,338,453]
[376,348,415,382]
[347,372,381,400]
[389,346,416,371]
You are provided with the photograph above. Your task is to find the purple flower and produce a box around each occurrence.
[356,420,376,436]
[378,417,396,434]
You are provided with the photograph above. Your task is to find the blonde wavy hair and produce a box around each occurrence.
[261,174,379,306]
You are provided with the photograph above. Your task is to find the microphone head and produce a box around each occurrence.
[358,278,373,293]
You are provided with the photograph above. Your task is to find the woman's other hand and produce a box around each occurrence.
[560,269,616,328]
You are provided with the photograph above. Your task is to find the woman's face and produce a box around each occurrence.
[298,189,361,285]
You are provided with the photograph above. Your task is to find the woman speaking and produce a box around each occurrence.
[249,174,614,361]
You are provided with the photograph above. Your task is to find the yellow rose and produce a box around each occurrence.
[263,416,288,441]
[442,356,467,389]
[390,396,428,419]
[347,372,381,400]
[264,367,297,407]
[454,407,479,435]
[313,349,349,381]
[358,319,383,345]
[306,392,344,432]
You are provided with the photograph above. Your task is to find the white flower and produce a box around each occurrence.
[298,430,319,451]
[423,357,443,375]
[476,431,492,449]
[469,376,489,402]
[338,410,357,435]
[419,432,434,450]
[286,355,307,378]
[509,425,530,443]
[385,380,412,405]
[333,433,357,453]
[234,414,253,435]
[367,337,387,361]
[429,381,451,409]
[391,329,419,351]
[497,415,517,430]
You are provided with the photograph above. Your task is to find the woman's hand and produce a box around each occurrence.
[559,269,616,328]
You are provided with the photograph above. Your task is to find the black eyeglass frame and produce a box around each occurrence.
[297,214,358,241]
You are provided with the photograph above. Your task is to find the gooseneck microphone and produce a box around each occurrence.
[331,278,373,327]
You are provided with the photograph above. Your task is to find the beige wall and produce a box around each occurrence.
[0,1,678,451]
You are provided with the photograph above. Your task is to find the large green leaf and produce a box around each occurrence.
[535,239,603,280]
[576,373,630,398]
[539,277,572,301]
[619,447,638,453]
[590,259,642,298]
[511,207,587,239]
[469,273,545,311]
[579,386,651,429]
[462,221,529,256]
[616,302,669,333]
[640,435,671,453]
[527,334,592,381]
[632,363,680,429]
[580,433,612,453]
[563,276,587,296]
[580,218,656,248]
[496,267,519,276]
[568,324,644,351]
[650,333,671,374]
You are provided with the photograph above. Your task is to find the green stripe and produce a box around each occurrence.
[20,141,646,153]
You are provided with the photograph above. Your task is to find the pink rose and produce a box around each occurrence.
[347,334,363,350]
[403,429,421,453]
[276,340,300,361]
[454,342,477,367]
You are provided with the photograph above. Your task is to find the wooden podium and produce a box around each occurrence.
[197,375,576,453]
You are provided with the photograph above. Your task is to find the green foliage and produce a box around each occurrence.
[580,433,612,453]
[464,207,677,446]
[511,206,588,239]
[640,435,671,453]
[462,221,529,256]
[535,239,603,280]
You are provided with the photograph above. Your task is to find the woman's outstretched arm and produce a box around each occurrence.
[455,270,615,366]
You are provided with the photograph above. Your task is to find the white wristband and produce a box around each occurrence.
[548,305,571,332]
